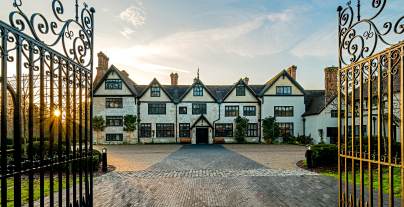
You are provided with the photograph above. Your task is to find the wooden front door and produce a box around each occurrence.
[196,128,209,144]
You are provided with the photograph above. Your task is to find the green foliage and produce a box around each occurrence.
[234,116,249,143]
[93,116,105,131]
[284,135,313,145]
[123,115,138,131]
[310,144,338,167]
[262,116,280,143]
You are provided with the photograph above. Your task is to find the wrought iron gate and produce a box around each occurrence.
[0,0,95,206]
[337,0,403,206]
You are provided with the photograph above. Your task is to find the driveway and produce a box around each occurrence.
[93,144,338,207]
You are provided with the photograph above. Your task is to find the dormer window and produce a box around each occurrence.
[105,79,122,90]
[276,86,292,95]
[236,84,245,96]
[193,84,203,96]
[151,84,160,97]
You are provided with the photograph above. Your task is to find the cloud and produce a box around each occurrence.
[119,3,146,27]
[120,27,135,39]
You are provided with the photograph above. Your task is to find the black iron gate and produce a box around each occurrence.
[0,0,95,206]
[337,0,403,206]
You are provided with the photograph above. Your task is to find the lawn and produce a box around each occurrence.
[0,176,79,207]
[321,167,402,198]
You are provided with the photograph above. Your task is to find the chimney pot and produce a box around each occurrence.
[287,65,297,80]
[170,73,178,85]
[244,77,249,85]
[122,70,129,77]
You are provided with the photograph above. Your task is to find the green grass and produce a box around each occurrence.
[0,176,77,207]
[320,167,402,198]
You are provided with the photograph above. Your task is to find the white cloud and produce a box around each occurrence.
[120,27,135,39]
[119,3,146,27]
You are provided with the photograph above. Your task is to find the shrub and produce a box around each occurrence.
[234,116,249,143]
[92,149,101,170]
[262,116,280,144]
[93,116,105,131]
[296,135,313,145]
[310,144,338,167]
[123,115,138,131]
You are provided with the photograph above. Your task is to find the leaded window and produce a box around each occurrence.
[331,110,338,118]
[192,103,207,115]
[215,123,233,137]
[106,133,123,141]
[278,123,294,137]
[179,106,187,114]
[150,84,161,97]
[225,105,239,117]
[148,103,166,114]
[106,116,123,127]
[246,123,258,137]
[105,98,123,108]
[179,123,190,137]
[236,84,245,96]
[105,79,122,90]
[243,106,256,116]
[140,123,152,138]
[193,84,203,96]
[274,106,294,117]
[156,123,175,137]
[276,86,292,95]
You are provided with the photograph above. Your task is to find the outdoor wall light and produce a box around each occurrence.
[102,147,107,154]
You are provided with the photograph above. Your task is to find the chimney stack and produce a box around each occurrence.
[122,70,129,77]
[170,73,178,85]
[324,66,338,103]
[244,77,249,85]
[287,65,297,80]
[94,52,109,84]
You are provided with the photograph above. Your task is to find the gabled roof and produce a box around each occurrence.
[190,115,213,128]
[260,70,305,96]
[302,90,336,117]
[221,79,260,102]
[93,65,138,95]
[138,78,174,101]
[205,85,233,102]
[179,79,218,102]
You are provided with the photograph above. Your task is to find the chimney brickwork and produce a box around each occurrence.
[287,65,297,80]
[324,66,338,103]
[94,52,109,84]
[170,73,178,85]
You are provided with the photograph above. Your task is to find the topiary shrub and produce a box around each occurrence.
[234,116,248,143]
[262,116,280,144]
[311,144,338,167]
[123,115,138,131]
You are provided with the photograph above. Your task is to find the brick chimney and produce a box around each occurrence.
[287,65,297,80]
[94,52,109,84]
[324,66,338,103]
[170,73,178,85]
[244,77,249,85]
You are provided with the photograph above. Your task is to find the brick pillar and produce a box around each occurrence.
[324,66,338,103]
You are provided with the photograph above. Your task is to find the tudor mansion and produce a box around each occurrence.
[93,52,339,145]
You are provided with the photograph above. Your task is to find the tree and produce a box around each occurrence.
[93,116,105,131]
[262,116,280,144]
[123,115,138,131]
[234,116,248,143]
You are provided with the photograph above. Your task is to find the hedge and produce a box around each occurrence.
[310,144,338,167]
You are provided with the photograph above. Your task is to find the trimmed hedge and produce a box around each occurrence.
[310,144,338,167]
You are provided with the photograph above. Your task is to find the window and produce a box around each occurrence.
[331,110,338,118]
[193,84,203,96]
[105,98,123,108]
[236,85,245,96]
[106,134,123,141]
[274,106,294,117]
[276,86,292,95]
[179,123,190,137]
[243,106,256,116]
[156,123,175,137]
[148,103,166,114]
[179,106,187,114]
[150,84,161,97]
[105,79,122,90]
[140,123,152,138]
[215,123,233,137]
[192,103,207,115]
[246,123,258,137]
[225,106,239,117]
[106,116,123,127]
[278,123,294,137]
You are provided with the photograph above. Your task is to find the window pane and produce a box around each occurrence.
[236,85,245,96]
[246,123,258,137]
[106,116,123,127]
[215,123,233,137]
[105,79,122,90]
[243,106,256,116]
[148,103,166,114]
[193,84,203,96]
[151,85,161,97]
[192,103,207,114]
[106,134,123,141]
[225,106,239,117]
[140,123,152,138]
[179,123,190,137]
[179,106,187,114]
[156,123,175,137]
[106,98,123,108]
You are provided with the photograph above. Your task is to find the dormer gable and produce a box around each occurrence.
[139,78,173,102]
[180,79,217,102]
[93,65,137,96]
[261,70,305,96]
[223,79,260,102]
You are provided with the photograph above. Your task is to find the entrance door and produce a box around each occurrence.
[196,128,209,144]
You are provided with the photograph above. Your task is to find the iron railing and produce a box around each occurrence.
[337,0,404,206]
[0,0,95,206]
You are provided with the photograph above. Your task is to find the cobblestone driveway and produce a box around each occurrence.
[94,145,338,207]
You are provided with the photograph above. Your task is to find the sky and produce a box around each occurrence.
[1,0,403,89]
